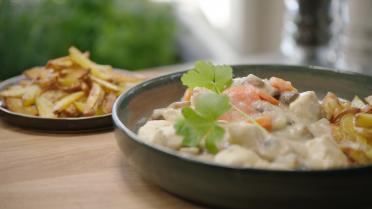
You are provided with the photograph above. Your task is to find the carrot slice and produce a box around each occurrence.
[255,115,272,131]
[182,88,193,102]
[224,85,260,114]
[269,77,294,92]
[258,91,279,105]
[245,115,272,131]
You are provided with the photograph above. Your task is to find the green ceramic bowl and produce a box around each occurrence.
[113,65,372,209]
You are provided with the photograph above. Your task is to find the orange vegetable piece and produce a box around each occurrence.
[223,85,260,115]
[270,77,294,92]
[257,91,279,105]
[254,115,272,131]
[182,88,193,102]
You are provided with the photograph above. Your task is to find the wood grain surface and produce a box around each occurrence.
[0,65,207,209]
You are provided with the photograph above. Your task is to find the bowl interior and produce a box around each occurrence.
[115,64,372,133]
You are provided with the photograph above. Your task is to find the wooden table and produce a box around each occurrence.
[0,65,207,209]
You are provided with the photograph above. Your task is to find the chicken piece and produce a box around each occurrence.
[138,120,183,150]
[307,118,332,138]
[214,145,267,167]
[289,91,321,124]
[227,122,265,149]
[305,136,348,169]
[151,108,182,123]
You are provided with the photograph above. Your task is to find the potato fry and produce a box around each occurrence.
[24,67,46,80]
[69,46,112,73]
[1,46,143,118]
[41,90,66,102]
[57,77,80,87]
[57,77,82,92]
[62,104,80,117]
[22,85,42,106]
[24,67,58,89]
[36,96,56,118]
[90,75,120,91]
[342,147,371,164]
[0,85,27,97]
[53,91,85,113]
[355,113,372,128]
[80,82,90,94]
[5,98,37,116]
[91,68,112,80]
[19,80,33,86]
[101,92,117,114]
[60,68,89,79]
[83,83,105,116]
[46,56,74,70]
[74,101,85,113]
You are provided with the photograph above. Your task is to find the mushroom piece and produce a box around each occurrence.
[280,91,299,105]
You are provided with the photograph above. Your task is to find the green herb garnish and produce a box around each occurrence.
[175,60,266,154]
[175,92,230,154]
[181,61,233,94]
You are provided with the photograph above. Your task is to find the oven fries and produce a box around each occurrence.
[0,46,144,118]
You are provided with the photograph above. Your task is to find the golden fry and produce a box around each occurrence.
[1,46,143,118]
[36,96,56,118]
[69,46,112,73]
[355,113,372,128]
[22,85,42,106]
[53,91,85,113]
[41,90,66,103]
[0,85,27,97]
[90,75,120,91]
[24,67,46,80]
[74,101,85,113]
[60,68,89,79]
[83,83,105,116]
[46,56,74,70]
[101,92,117,114]
[5,98,37,116]
[24,67,58,89]
[91,68,112,80]
[62,104,80,117]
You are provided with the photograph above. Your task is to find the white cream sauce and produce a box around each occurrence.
[138,75,349,170]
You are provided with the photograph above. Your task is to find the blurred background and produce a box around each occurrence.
[1,0,372,79]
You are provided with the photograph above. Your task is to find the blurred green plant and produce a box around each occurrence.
[0,0,177,79]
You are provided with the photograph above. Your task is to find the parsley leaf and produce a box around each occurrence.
[194,91,231,120]
[181,61,233,93]
[174,92,230,154]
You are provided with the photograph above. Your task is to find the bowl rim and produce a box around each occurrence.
[112,64,372,174]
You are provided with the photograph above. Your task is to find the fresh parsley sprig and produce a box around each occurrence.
[181,61,233,94]
[174,92,230,154]
[175,60,266,154]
